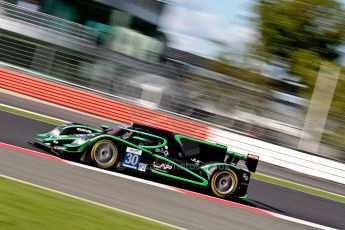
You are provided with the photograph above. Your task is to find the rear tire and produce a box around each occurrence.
[210,168,238,198]
[90,139,119,169]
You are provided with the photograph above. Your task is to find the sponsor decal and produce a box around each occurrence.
[122,147,142,170]
[126,147,142,155]
[155,147,169,156]
[76,128,92,133]
[190,157,202,166]
[153,161,172,173]
[138,163,147,172]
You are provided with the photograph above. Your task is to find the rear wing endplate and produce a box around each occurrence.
[245,154,259,172]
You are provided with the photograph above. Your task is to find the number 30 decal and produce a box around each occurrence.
[122,147,142,170]
[125,152,140,165]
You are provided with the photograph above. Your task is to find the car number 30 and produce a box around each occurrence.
[125,153,140,165]
[122,147,142,169]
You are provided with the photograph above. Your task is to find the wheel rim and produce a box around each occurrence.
[213,171,236,195]
[93,141,118,166]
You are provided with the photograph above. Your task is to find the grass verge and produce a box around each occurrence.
[1,104,344,204]
[252,173,345,203]
[0,104,63,125]
[0,177,177,230]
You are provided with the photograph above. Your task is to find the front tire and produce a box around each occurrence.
[90,139,119,169]
[210,168,238,198]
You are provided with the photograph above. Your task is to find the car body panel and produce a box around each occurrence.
[34,122,259,198]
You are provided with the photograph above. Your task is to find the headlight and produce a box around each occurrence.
[71,138,87,145]
[50,128,61,138]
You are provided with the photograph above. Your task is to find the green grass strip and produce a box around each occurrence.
[0,105,63,125]
[1,104,344,204]
[0,177,178,230]
[252,173,345,203]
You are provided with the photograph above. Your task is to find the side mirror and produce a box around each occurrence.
[100,125,110,130]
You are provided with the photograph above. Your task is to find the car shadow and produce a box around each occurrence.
[29,143,286,215]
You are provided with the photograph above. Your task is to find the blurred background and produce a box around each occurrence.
[1,0,345,161]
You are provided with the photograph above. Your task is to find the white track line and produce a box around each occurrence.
[0,175,186,230]
[67,161,180,192]
[269,212,338,230]
[0,102,68,123]
[255,172,345,199]
[0,142,339,230]
[0,104,341,229]
[71,166,338,230]
[1,103,344,198]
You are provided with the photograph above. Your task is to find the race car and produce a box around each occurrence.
[33,122,259,199]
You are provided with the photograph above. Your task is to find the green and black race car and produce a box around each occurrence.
[34,122,259,199]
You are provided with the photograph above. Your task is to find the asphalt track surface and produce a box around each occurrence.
[0,93,344,229]
[1,147,315,230]
[1,91,345,197]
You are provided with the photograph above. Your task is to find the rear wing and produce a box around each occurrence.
[226,151,259,173]
[245,154,259,173]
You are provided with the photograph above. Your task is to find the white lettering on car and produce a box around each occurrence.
[153,161,172,171]
[76,128,92,133]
